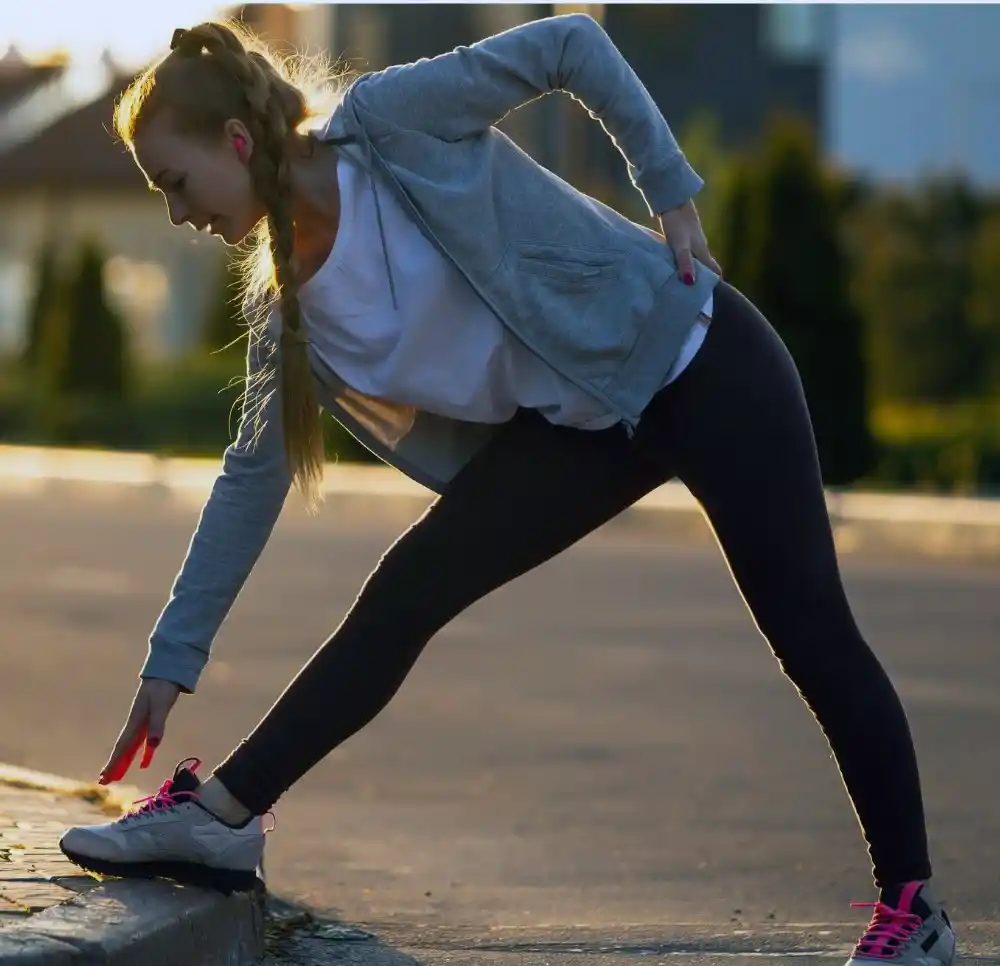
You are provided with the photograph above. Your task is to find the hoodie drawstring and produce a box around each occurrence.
[368,164,399,311]
[322,130,399,312]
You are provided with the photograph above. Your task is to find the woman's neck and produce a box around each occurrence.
[289,137,341,287]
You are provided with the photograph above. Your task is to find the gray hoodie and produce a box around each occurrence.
[141,13,720,693]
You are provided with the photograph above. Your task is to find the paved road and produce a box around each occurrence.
[0,482,998,963]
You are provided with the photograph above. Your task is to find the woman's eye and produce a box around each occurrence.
[171,177,187,192]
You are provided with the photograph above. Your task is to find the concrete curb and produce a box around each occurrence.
[1,444,1000,559]
[0,766,264,966]
[0,880,265,966]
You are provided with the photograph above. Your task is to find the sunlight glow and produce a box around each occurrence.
[2,1,229,70]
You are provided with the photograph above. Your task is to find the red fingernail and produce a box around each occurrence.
[683,272,695,286]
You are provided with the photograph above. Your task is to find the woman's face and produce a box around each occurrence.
[132,112,265,245]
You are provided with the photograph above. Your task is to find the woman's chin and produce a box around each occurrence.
[216,223,247,246]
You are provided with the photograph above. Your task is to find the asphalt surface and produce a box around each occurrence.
[1,482,998,964]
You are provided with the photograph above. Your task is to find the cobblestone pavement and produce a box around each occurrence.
[0,780,126,930]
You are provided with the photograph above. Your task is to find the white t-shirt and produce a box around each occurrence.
[298,155,711,430]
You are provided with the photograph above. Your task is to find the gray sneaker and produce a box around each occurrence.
[59,757,270,895]
[847,881,956,966]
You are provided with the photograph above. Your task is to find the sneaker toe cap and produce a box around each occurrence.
[60,825,125,862]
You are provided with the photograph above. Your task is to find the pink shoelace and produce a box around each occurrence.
[116,757,277,833]
[121,757,203,823]
[851,900,923,960]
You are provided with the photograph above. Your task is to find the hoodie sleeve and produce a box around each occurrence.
[345,13,703,217]
[139,326,293,694]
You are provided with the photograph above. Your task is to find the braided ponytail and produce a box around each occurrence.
[115,20,345,510]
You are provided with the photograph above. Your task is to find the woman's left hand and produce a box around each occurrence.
[658,199,723,286]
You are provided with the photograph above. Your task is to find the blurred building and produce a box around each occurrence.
[592,4,832,214]
[323,4,571,172]
[0,5,310,363]
[235,2,333,58]
[0,3,835,364]
[604,5,830,152]
[0,67,226,361]
[322,5,831,212]
[0,48,65,125]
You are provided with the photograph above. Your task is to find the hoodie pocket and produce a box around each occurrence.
[516,243,622,290]
[494,242,637,385]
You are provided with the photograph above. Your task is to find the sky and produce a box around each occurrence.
[3,2,1000,187]
[830,2,1000,186]
[1,0,228,69]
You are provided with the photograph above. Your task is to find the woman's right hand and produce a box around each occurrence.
[657,199,723,285]
[98,678,182,785]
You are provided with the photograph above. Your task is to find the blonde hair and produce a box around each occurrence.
[114,20,348,510]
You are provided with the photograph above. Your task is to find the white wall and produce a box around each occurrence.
[0,189,227,360]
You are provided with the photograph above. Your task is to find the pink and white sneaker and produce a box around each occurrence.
[847,881,956,966]
[59,758,271,895]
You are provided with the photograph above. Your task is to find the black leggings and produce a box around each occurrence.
[215,281,931,888]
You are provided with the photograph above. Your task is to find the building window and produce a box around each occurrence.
[761,4,826,62]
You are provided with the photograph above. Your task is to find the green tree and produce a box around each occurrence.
[57,237,131,401]
[716,159,756,293]
[718,113,874,486]
[677,112,734,259]
[22,239,64,370]
[966,206,1000,397]
[850,177,984,405]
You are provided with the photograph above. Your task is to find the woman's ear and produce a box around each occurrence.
[223,118,253,163]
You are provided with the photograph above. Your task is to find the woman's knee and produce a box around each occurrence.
[755,596,869,685]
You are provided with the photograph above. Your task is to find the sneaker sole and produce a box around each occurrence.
[59,844,260,896]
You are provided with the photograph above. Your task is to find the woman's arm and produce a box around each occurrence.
[345,12,703,217]
[139,328,293,694]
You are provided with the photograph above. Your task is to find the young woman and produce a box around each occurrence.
[58,15,953,966]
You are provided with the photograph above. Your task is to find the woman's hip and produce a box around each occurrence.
[633,282,816,470]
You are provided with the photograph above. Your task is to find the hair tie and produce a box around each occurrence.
[170,27,202,55]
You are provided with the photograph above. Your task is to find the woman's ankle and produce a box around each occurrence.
[199,774,252,825]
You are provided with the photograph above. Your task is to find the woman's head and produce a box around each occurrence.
[114,21,344,509]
